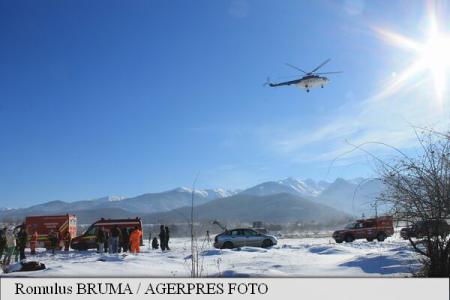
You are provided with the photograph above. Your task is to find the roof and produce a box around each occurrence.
[25,214,77,219]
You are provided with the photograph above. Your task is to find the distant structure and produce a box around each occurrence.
[252,221,263,228]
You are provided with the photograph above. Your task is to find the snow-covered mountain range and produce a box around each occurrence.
[240,177,385,217]
[241,177,330,198]
[0,177,385,223]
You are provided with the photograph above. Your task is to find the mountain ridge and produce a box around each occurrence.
[0,177,385,222]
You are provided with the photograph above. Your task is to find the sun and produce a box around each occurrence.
[419,27,450,101]
[373,12,450,106]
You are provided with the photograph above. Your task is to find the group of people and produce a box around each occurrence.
[156,225,170,251]
[95,225,171,254]
[1,223,170,271]
[0,224,72,271]
[46,230,72,254]
[0,224,31,268]
[96,225,143,255]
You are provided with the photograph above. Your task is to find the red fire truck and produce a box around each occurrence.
[332,216,394,243]
[25,214,77,249]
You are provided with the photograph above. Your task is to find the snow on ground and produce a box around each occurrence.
[1,236,421,277]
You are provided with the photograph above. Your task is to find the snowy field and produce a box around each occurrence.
[1,236,422,277]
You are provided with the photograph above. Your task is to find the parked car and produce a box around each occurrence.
[213,228,277,249]
[332,216,394,243]
[71,217,143,251]
[400,220,450,239]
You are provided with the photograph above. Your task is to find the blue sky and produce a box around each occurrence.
[1,0,449,207]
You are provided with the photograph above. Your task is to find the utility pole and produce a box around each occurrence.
[190,173,199,277]
[371,201,378,218]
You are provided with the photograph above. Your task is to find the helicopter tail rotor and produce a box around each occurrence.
[263,77,273,87]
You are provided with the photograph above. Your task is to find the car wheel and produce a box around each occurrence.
[262,239,273,248]
[366,238,374,242]
[222,241,234,249]
[345,235,354,243]
[377,232,386,242]
[335,239,343,244]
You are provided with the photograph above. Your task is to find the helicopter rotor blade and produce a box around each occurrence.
[277,75,302,79]
[310,58,331,73]
[285,63,308,74]
[315,71,343,75]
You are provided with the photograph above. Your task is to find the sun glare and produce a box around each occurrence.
[419,31,450,100]
[373,13,450,106]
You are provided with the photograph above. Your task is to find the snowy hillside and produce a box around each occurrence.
[141,193,351,224]
[241,177,326,198]
[0,236,420,277]
[241,177,385,217]
[0,188,235,222]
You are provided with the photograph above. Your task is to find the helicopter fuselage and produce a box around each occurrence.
[296,75,329,91]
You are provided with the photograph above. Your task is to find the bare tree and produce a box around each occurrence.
[378,129,450,277]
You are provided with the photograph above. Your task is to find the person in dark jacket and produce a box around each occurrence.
[16,224,28,261]
[164,226,170,250]
[96,227,106,254]
[109,225,122,254]
[121,227,129,252]
[0,227,6,261]
[151,237,159,249]
[159,225,166,251]
[48,230,58,255]
[103,229,110,253]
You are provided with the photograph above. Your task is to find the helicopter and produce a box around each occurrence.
[266,59,342,92]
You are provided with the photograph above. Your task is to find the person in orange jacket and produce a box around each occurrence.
[129,226,142,255]
[30,230,38,255]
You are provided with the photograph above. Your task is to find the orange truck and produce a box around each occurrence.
[332,216,394,243]
[25,214,77,249]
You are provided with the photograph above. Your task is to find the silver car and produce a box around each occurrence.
[213,228,278,249]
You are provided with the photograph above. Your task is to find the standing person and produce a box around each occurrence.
[159,225,166,251]
[151,237,159,249]
[63,231,71,252]
[96,227,106,254]
[164,226,170,250]
[30,230,38,255]
[2,225,17,268]
[148,232,152,248]
[17,224,28,261]
[103,229,110,253]
[48,230,58,255]
[129,226,142,255]
[0,227,6,261]
[121,227,129,253]
[109,225,122,254]
[206,230,211,244]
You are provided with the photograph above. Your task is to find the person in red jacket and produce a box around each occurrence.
[129,226,142,255]
[30,230,38,255]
